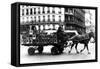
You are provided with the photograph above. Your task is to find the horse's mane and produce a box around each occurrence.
[68,33,90,41]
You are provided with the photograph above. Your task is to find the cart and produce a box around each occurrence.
[21,30,69,55]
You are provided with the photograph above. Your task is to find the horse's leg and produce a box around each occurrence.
[86,44,90,54]
[75,43,79,54]
[68,43,74,53]
[80,44,86,53]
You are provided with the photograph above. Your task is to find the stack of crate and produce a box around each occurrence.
[35,33,57,44]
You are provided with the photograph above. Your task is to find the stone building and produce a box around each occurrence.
[20,5,85,34]
[64,8,85,34]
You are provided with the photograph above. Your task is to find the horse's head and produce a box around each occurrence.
[89,31,95,39]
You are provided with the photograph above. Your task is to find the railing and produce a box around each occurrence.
[64,20,85,28]
[21,21,64,25]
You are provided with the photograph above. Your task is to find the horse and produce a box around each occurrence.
[67,31,95,54]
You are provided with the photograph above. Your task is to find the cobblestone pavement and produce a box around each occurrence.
[20,42,95,64]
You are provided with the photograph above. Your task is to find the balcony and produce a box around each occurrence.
[65,12,73,15]
[64,20,85,28]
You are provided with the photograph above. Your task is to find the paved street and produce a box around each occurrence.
[20,42,95,64]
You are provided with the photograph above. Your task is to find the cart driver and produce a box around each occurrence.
[57,25,65,43]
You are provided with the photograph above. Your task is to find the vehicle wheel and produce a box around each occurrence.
[38,46,43,53]
[51,47,59,55]
[28,47,35,55]
[59,48,64,54]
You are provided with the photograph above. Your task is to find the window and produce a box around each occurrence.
[40,25,43,30]
[43,7,45,13]
[50,24,53,30]
[30,8,32,15]
[31,17,33,21]
[43,25,45,30]
[48,15,50,21]
[53,15,55,21]
[65,15,67,22]
[70,9,73,13]
[26,17,29,22]
[47,7,50,13]
[26,9,28,15]
[69,9,72,13]
[65,8,68,12]
[34,8,36,14]
[45,25,48,30]
[43,16,45,22]
[38,8,40,14]
[59,16,61,22]
[36,25,39,30]
[70,26,73,29]
[68,16,70,21]
[70,16,73,21]
[55,24,59,30]
[38,16,40,22]
[22,9,24,16]
[52,8,55,13]
[34,16,36,22]
[59,8,61,14]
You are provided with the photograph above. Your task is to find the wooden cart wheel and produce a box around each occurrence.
[28,47,35,55]
[38,46,43,53]
[51,47,59,55]
[58,47,64,54]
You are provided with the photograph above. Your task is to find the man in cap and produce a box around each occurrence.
[57,25,66,44]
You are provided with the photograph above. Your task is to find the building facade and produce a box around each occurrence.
[64,8,85,34]
[20,5,85,34]
[85,10,95,33]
